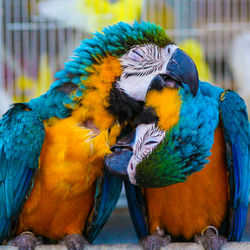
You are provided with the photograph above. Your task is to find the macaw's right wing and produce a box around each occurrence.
[0,104,45,243]
[124,181,148,239]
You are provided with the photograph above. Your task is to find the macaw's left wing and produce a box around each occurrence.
[85,170,123,243]
[219,90,250,241]
[0,104,45,243]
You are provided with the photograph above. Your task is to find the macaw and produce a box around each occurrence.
[0,21,199,250]
[105,79,250,250]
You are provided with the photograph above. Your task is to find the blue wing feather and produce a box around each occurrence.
[0,104,45,243]
[219,90,250,241]
[124,181,148,239]
[86,171,123,243]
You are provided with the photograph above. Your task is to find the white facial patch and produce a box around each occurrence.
[117,74,158,102]
[127,123,166,185]
[117,44,178,101]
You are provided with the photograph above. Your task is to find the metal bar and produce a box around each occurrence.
[5,0,15,95]
[21,0,30,93]
[224,0,233,89]
[13,0,22,99]
[240,0,247,24]
[30,0,38,89]
[7,22,66,31]
[48,21,56,76]
[38,0,48,96]
[215,0,222,85]
[57,24,65,69]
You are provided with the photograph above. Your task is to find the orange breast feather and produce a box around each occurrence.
[17,55,122,239]
[144,126,229,239]
[18,117,112,239]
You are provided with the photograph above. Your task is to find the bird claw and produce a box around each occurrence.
[194,226,226,250]
[141,233,171,250]
[59,233,89,250]
[7,232,42,250]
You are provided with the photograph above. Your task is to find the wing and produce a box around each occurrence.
[85,170,123,243]
[219,90,250,241]
[124,181,148,239]
[0,104,45,243]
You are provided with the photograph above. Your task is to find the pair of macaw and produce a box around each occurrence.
[0,21,249,250]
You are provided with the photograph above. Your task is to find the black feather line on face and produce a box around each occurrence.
[106,84,144,123]
[134,107,159,126]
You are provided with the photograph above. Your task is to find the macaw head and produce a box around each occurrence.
[105,82,220,188]
[56,21,199,123]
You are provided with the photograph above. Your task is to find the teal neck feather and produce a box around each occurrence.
[27,87,71,120]
[135,81,224,187]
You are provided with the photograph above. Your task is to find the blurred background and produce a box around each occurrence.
[1,0,250,112]
[0,0,250,244]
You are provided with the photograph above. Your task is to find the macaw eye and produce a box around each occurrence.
[144,140,158,146]
[128,48,145,61]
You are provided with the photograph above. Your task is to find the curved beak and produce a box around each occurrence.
[104,132,134,180]
[166,48,199,96]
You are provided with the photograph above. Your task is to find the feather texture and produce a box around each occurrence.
[219,90,250,241]
[86,171,123,243]
[135,83,223,187]
[124,181,148,238]
[54,21,172,110]
[0,104,45,243]
[125,82,250,241]
[0,21,175,243]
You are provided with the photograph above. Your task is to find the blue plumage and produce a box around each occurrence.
[86,172,123,243]
[122,82,250,242]
[27,88,71,120]
[0,104,45,243]
[124,181,148,238]
[135,83,224,187]
[219,90,250,241]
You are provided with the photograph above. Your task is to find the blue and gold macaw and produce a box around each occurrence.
[0,22,199,249]
[106,77,250,249]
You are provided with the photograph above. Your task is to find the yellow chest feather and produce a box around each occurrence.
[17,55,123,239]
[144,126,229,239]
[18,115,121,239]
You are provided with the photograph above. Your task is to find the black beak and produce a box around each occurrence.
[166,48,199,96]
[104,132,135,180]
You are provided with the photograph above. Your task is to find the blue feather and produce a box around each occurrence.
[124,181,148,239]
[0,104,45,243]
[219,90,250,241]
[0,219,10,243]
[86,172,123,243]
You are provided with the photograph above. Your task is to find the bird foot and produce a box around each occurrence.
[7,231,42,250]
[194,226,226,250]
[59,233,89,250]
[141,232,171,250]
